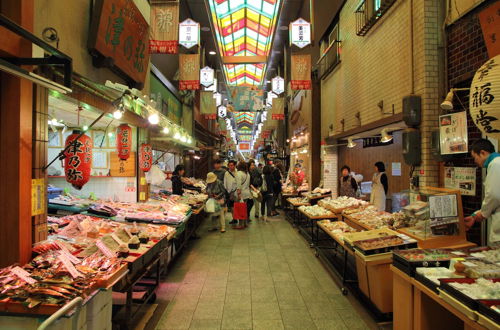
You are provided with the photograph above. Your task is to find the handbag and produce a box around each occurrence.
[251,189,263,202]
[206,198,217,213]
[233,201,247,220]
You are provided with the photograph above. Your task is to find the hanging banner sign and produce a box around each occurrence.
[179,18,199,49]
[290,18,311,48]
[179,54,200,90]
[149,2,179,54]
[470,55,500,139]
[88,0,150,89]
[229,86,264,111]
[271,97,285,120]
[272,76,285,95]
[439,111,468,154]
[218,105,227,118]
[205,78,217,92]
[238,143,250,150]
[291,55,312,90]
[478,2,500,58]
[139,143,153,172]
[64,131,92,190]
[116,124,132,160]
[201,91,217,119]
[200,66,215,87]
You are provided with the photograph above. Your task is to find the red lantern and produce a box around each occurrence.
[64,131,92,189]
[139,143,153,172]
[116,124,132,160]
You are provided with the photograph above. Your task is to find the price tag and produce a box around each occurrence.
[111,233,125,245]
[124,227,133,238]
[96,239,117,258]
[11,266,36,284]
[452,251,466,256]
[58,254,83,278]
[56,242,81,264]
[462,261,477,267]
[73,220,84,232]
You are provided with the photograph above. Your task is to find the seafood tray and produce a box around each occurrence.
[438,278,500,311]
[353,235,418,256]
[392,249,465,276]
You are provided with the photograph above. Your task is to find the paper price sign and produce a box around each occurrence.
[11,266,36,284]
[96,239,117,258]
[58,254,83,278]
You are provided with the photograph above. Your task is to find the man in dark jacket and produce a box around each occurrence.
[212,159,226,181]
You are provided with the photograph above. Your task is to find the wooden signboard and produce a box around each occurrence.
[478,1,500,58]
[88,0,150,89]
[110,151,136,177]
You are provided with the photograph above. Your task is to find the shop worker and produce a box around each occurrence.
[213,159,226,182]
[465,139,500,245]
[171,164,186,195]
[370,161,388,211]
[339,165,358,198]
[224,160,238,224]
[293,163,305,186]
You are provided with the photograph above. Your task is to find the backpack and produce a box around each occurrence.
[251,170,263,187]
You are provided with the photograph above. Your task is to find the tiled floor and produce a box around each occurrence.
[152,214,376,330]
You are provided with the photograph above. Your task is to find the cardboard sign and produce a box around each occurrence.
[88,0,150,88]
[110,151,136,177]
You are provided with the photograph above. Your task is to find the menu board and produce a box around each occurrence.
[444,167,476,196]
[439,112,468,154]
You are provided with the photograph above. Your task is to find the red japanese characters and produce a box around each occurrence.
[64,131,92,189]
[139,143,153,172]
[116,124,132,160]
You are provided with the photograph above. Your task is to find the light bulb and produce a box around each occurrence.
[113,109,123,119]
[163,127,170,134]
[83,125,89,131]
[174,132,181,140]
[108,132,114,137]
[50,118,58,125]
[148,113,160,125]
[187,137,192,144]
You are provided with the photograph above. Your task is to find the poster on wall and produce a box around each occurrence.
[150,2,179,54]
[439,111,468,154]
[179,54,200,90]
[444,167,476,196]
[291,55,311,90]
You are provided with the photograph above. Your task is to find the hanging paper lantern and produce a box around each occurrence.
[64,130,92,190]
[469,54,500,139]
[139,143,153,172]
[116,124,132,160]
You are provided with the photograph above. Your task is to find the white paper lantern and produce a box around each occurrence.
[470,55,500,139]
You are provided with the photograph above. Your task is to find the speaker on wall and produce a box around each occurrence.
[402,129,421,166]
[403,95,421,127]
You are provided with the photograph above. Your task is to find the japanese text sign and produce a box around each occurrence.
[291,55,311,90]
[150,2,179,54]
[179,54,200,90]
[179,18,199,49]
[290,18,311,48]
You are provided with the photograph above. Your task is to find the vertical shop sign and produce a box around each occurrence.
[64,132,92,190]
[31,178,45,216]
[200,66,215,87]
[271,97,285,120]
[139,144,153,172]
[150,2,179,54]
[179,19,200,49]
[290,18,311,48]
[88,0,150,89]
[218,105,227,118]
[272,76,285,95]
[267,92,277,106]
[469,55,500,139]
[116,124,132,160]
[179,54,200,90]
[439,111,468,154]
[291,55,311,90]
[478,2,500,58]
[201,91,217,119]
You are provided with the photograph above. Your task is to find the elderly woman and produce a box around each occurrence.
[206,172,227,233]
[235,161,253,227]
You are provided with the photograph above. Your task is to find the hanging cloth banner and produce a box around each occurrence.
[179,54,200,90]
[201,91,217,119]
[229,86,264,111]
[271,97,285,120]
[149,2,179,54]
[291,55,312,90]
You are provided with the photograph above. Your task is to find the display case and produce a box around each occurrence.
[396,187,475,249]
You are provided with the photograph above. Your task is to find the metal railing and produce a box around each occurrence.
[355,0,397,36]
[316,40,341,80]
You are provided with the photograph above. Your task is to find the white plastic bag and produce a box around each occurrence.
[206,198,216,213]
[146,165,166,186]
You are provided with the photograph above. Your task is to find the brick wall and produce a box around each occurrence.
[446,3,490,244]
[320,0,441,186]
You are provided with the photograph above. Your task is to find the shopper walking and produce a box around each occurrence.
[260,165,275,222]
[235,161,253,226]
[339,165,358,198]
[171,165,186,195]
[465,139,500,245]
[206,172,227,233]
[370,162,388,211]
[271,161,284,216]
[212,159,226,182]
[249,161,263,219]
[224,160,238,224]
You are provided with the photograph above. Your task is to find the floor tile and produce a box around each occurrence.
[252,319,285,330]
[221,309,252,329]
[189,319,222,330]
[252,302,281,320]
[280,309,316,330]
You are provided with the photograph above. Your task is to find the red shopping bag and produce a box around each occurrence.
[233,202,247,220]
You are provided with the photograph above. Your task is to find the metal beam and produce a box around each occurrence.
[222,56,268,64]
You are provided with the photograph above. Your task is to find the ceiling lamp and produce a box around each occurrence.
[208,50,216,55]
[174,131,181,140]
[440,88,470,110]
[347,137,356,148]
[113,108,124,119]
[148,112,160,125]
[380,129,393,143]
[163,126,170,134]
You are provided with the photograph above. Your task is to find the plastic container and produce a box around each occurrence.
[48,187,63,199]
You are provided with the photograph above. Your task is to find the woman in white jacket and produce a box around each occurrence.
[466,139,500,246]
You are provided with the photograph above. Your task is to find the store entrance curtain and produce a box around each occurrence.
[291,55,312,90]
[149,1,179,54]
[179,54,200,90]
